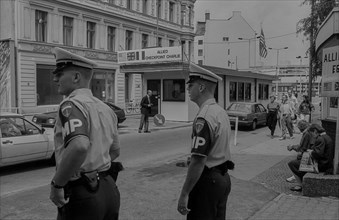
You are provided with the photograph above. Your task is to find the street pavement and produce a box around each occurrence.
[1,112,338,220]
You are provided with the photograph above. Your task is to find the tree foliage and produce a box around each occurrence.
[296,0,337,78]
[297,0,337,39]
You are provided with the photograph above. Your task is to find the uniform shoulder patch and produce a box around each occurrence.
[195,118,206,134]
[61,101,73,118]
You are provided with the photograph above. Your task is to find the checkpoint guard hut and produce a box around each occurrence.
[118,46,275,122]
[315,7,339,174]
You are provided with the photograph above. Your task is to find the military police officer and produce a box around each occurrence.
[49,47,120,220]
[178,63,233,220]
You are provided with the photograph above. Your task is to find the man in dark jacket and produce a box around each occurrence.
[288,124,334,192]
[138,90,153,133]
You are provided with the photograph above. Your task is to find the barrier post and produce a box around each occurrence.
[229,116,238,146]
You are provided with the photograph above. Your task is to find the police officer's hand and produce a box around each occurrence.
[177,194,190,215]
[50,186,69,208]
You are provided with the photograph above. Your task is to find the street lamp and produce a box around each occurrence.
[238,36,260,68]
[268,46,288,97]
[296,56,308,95]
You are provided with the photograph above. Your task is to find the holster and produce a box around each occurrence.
[81,171,99,193]
[216,160,235,175]
[107,162,124,182]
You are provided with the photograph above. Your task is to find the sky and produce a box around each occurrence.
[194,0,311,67]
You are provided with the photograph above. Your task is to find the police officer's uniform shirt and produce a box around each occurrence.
[191,98,231,168]
[54,88,119,180]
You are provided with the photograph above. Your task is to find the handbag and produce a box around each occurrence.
[299,151,319,173]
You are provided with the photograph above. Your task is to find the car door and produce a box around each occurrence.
[257,104,267,125]
[0,117,48,166]
[253,104,262,122]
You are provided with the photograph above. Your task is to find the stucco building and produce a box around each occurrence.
[0,0,196,115]
[194,11,257,70]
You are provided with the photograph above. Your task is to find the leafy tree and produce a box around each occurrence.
[296,0,337,78]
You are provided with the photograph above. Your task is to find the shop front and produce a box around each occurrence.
[10,42,120,115]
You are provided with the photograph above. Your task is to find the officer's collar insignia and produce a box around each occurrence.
[195,118,205,133]
[61,102,73,118]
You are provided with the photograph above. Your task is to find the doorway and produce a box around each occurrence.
[147,80,161,116]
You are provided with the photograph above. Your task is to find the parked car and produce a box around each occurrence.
[32,102,126,128]
[0,112,55,167]
[226,102,267,130]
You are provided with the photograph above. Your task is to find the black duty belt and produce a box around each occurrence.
[203,165,227,175]
[68,171,109,187]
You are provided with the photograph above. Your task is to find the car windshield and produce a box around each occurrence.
[228,103,252,113]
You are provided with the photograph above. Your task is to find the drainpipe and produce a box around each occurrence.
[254,78,257,102]
[14,0,19,112]
[224,75,226,109]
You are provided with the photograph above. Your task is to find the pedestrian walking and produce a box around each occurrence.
[138,90,153,133]
[288,90,298,113]
[288,90,298,132]
[298,94,314,122]
[178,63,234,220]
[266,94,280,138]
[49,47,120,220]
[279,94,294,140]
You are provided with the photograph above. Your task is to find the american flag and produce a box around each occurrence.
[259,27,267,58]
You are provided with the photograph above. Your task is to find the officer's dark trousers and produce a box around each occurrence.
[266,111,277,136]
[57,175,120,220]
[139,113,149,131]
[187,169,231,220]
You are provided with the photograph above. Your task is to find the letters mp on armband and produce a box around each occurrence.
[60,101,89,145]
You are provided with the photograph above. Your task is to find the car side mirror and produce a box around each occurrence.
[41,127,46,134]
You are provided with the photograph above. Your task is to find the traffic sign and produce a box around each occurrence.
[154,114,165,126]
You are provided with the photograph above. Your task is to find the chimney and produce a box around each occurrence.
[205,10,210,21]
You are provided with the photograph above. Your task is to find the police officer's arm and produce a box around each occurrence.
[110,113,120,161]
[180,155,207,197]
[179,118,212,200]
[52,102,90,186]
[53,136,90,186]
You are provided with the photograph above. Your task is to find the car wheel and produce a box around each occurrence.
[251,120,257,130]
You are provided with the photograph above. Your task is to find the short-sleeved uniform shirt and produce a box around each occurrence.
[54,88,119,180]
[191,98,231,168]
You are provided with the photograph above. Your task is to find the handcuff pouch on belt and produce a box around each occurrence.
[81,171,99,193]
[207,160,235,175]
[217,160,235,175]
[107,161,124,182]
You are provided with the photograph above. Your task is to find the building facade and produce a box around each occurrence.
[255,65,321,100]
[0,0,196,114]
[194,11,257,70]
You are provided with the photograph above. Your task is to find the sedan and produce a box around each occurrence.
[0,112,55,167]
[32,102,126,128]
[226,102,267,130]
